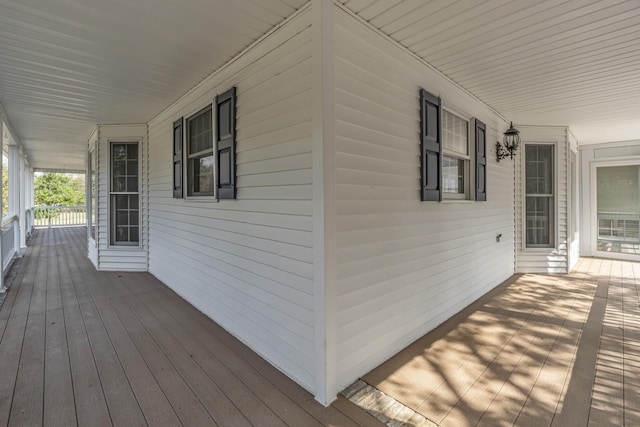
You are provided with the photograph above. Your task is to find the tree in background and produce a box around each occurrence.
[34,173,85,206]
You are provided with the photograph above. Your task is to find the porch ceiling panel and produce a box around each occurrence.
[0,0,307,171]
[339,0,640,145]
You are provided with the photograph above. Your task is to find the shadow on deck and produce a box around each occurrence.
[354,257,640,426]
[0,227,380,427]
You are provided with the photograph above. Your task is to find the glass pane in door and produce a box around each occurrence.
[597,165,640,254]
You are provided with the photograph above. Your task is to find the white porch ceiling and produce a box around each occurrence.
[0,0,307,170]
[1,1,639,171]
[340,0,640,145]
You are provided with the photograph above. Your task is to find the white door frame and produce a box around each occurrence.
[590,159,640,261]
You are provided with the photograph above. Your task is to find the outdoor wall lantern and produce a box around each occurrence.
[496,122,520,162]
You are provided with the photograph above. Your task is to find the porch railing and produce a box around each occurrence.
[597,211,640,242]
[33,205,87,228]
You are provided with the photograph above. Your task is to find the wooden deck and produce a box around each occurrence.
[362,257,640,426]
[3,228,639,427]
[0,228,381,427]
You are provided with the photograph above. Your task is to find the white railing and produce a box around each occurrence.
[33,205,87,228]
[597,211,640,242]
[25,208,33,236]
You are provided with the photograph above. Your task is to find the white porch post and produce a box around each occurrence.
[27,167,34,236]
[18,151,26,254]
[8,144,20,256]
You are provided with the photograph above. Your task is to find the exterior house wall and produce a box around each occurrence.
[331,6,516,391]
[515,126,569,273]
[95,124,149,272]
[147,8,316,393]
[580,140,640,259]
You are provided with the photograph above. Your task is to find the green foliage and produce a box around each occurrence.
[34,173,85,207]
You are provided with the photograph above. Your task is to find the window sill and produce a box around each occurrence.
[522,247,558,252]
[106,244,144,251]
[183,196,219,203]
[441,199,475,204]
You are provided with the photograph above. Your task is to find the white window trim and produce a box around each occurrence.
[522,141,557,251]
[184,102,218,201]
[107,138,142,250]
[441,107,473,200]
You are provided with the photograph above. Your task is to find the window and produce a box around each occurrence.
[420,88,486,202]
[110,142,139,246]
[442,110,469,199]
[186,105,214,196]
[525,144,554,247]
[89,147,96,240]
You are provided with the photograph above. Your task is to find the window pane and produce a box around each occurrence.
[526,196,551,245]
[116,194,128,207]
[116,226,128,242]
[113,144,127,160]
[113,160,126,177]
[443,156,464,194]
[193,155,214,194]
[130,227,139,243]
[116,211,128,225]
[188,107,212,155]
[127,144,138,160]
[128,177,138,193]
[443,110,468,156]
[113,177,126,192]
[127,160,138,177]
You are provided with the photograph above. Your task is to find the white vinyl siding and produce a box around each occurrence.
[95,124,149,271]
[516,126,569,273]
[147,9,315,392]
[333,7,515,392]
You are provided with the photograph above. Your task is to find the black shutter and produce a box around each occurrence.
[172,117,183,198]
[216,87,237,199]
[420,89,442,201]
[475,119,487,201]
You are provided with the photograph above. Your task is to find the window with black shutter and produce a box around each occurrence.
[216,87,237,199]
[475,119,487,201]
[420,89,442,201]
[172,118,183,198]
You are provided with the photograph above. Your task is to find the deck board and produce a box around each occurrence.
[0,227,382,427]
[360,256,640,427]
